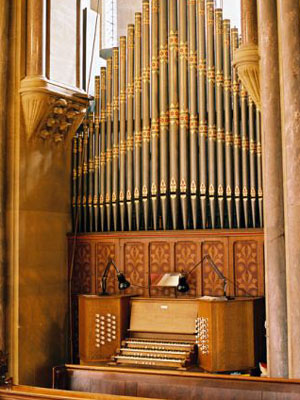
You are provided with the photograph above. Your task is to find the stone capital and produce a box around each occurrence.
[233,43,260,109]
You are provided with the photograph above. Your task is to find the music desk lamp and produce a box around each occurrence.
[177,254,228,298]
[100,258,130,295]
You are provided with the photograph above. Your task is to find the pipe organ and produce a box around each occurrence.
[72,0,263,233]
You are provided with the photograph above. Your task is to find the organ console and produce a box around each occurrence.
[71,0,264,233]
[78,295,265,372]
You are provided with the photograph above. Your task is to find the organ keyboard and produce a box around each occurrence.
[114,338,197,369]
[79,295,265,372]
[111,298,199,369]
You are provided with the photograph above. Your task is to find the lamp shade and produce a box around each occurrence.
[176,275,189,293]
[117,272,131,290]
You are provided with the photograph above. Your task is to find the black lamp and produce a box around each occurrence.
[176,254,228,298]
[177,274,190,293]
[100,259,130,295]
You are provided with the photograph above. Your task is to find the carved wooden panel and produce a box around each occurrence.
[71,242,93,294]
[95,242,116,295]
[234,240,261,296]
[202,241,226,296]
[149,242,174,297]
[124,242,147,296]
[175,241,198,297]
[69,230,264,300]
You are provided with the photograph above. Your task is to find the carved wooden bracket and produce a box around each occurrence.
[19,76,90,143]
[233,44,260,109]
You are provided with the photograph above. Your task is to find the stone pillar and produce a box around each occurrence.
[241,0,258,46]
[277,0,300,379]
[257,0,288,378]
[0,0,10,354]
[26,0,46,76]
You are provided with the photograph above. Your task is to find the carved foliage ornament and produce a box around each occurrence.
[39,97,86,143]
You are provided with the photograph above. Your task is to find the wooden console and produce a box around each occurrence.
[78,295,265,372]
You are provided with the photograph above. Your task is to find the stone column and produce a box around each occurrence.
[0,0,10,354]
[277,0,300,379]
[241,0,258,46]
[257,0,288,378]
[26,0,46,76]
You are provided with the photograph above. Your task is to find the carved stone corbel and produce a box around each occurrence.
[20,76,89,143]
[233,0,260,109]
[233,44,260,109]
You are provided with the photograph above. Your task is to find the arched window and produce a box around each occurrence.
[222,0,241,30]
[101,0,117,49]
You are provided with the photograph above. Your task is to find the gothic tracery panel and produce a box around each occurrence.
[124,242,147,296]
[234,240,260,296]
[71,241,93,294]
[202,241,226,296]
[150,242,174,297]
[175,241,198,297]
[95,242,116,294]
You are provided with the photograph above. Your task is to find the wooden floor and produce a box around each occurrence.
[53,364,300,400]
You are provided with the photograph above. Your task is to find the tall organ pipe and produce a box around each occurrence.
[151,0,160,230]
[231,28,242,228]
[215,9,225,228]
[82,118,88,232]
[159,0,169,229]
[241,84,249,228]
[169,0,179,229]
[223,19,233,228]
[94,76,100,232]
[134,13,142,230]
[179,0,189,229]
[105,58,113,231]
[112,47,119,231]
[142,0,151,229]
[119,36,127,231]
[206,1,216,228]
[188,0,198,229]
[88,113,94,231]
[100,67,106,231]
[197,0,207,229]
[126,25,134,230]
